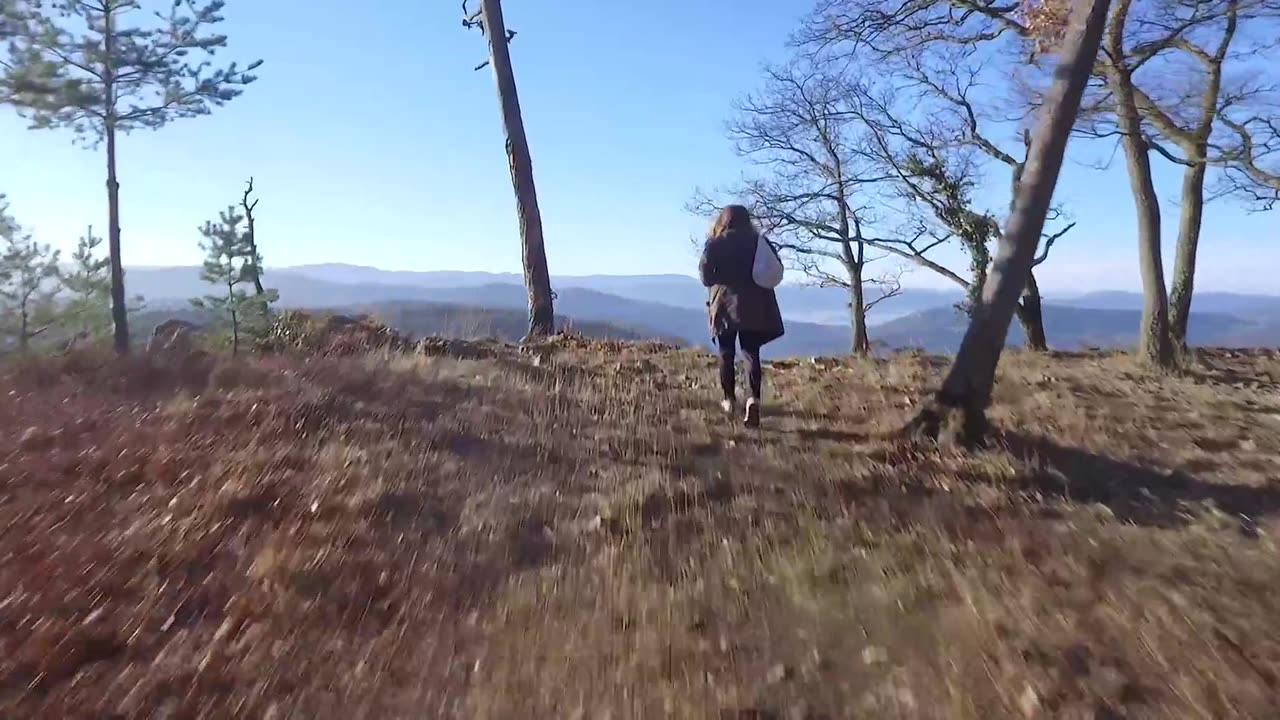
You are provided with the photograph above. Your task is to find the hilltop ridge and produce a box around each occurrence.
[2,337,1279,717]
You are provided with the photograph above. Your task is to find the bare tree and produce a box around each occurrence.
[802,0,1277,367]
[902,0,1111,444]
[823,66,1074,351]
[240,178,266,298]
[689,61,909,355]
[463,0,555,338]
[1071,0,1280,360]
[1099,0,1177,366]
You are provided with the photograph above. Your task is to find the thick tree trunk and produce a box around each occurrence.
[841,240,870,356]
[479,0,555,338]
[849,270,869,356]
[904,0,1109,446]
[1015,270,1049,351]
[105,121,129,355]
[1169,158,1206,354]
[1008,147,1048,353]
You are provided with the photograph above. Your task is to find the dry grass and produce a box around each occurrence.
[2,340,1279,718]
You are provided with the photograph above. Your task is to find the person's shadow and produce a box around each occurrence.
[1000,431,1280,531]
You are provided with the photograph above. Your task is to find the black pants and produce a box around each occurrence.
[716,329,766,401]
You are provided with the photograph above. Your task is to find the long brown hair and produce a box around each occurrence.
[708,204,757,240]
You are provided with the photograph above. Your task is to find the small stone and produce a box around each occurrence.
[862,645,888,665]
[1018,684,1040,718]
[18,426,51,452]
[767,663,792,683]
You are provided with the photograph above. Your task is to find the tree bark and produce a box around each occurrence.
[1114,86,1174,368]
[845,253,870,356]
[1106,0,1174,369]
[105,124,129,355]
[18,304,28,351]
[478,0,554,338]
[242,183,267,298]
[1168,158,1206,354]
[1009,141,1048,353]
[903,0,1110,446]
[1015,270,1049,351]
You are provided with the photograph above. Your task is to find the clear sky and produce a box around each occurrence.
[0,0,1275,294]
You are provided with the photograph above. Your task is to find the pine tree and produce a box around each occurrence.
[60,226,112,338]
[0,195,61,351]
[191,206,274,354]
[1,0,262,355]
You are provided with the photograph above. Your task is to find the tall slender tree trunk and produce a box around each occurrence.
[1113,82,1174,368]
[1158,1,1231,356]
[478,0,554,338]
[105,128,128,354]
[1106,0,1174,369]
[1015,270,1049,351]
[1168,158,1206,354]
[103,7,128,355]
[904,0,1110,445]
[104,123,129,355]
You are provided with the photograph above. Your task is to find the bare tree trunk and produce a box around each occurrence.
[841,239,870,356]
[18,304,28,351]
[1106,1,1174,369]
[1007,156,1049,353]
[1169,158,1206,354]
[903,0,1110,446]
[105,121,129,355]
[103,9,128,355]
[1015,270,1049,351]
[478,0,554,338]
[848,270,870,356]
[1115,92,1174,367]
[242,179,266,298]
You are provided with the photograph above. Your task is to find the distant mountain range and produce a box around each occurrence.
[129,299,680,349]
[124,264,1280,357]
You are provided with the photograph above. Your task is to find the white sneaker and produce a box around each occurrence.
[720,398,738,415]
[744,398,760,428]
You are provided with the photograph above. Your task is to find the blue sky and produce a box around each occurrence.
[0,0,1275,294]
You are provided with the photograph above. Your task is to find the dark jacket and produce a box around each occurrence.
[699,230,785,344]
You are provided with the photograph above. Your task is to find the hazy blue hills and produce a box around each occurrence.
[130,299,679,349]
[874,304,1280,353]
[125,265,1280,357]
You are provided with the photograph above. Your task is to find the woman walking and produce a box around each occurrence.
[698,205,785,428]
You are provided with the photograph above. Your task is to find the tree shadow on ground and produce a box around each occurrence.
[1001,431,1280,531]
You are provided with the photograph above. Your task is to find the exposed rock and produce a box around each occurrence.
[147,319,200,354]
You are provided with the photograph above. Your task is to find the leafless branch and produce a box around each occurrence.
[1033,221,1075,266]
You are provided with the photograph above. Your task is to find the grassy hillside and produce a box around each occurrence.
[2,340,1279,717]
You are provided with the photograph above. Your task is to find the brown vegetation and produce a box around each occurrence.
[2,336,1279,718]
